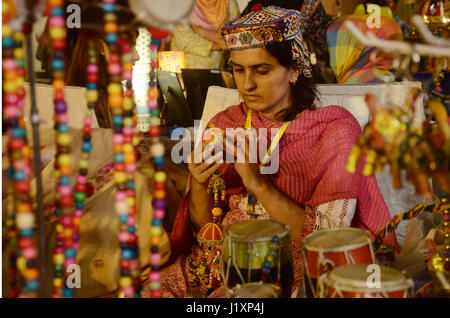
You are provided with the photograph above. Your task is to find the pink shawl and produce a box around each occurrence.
[168,103,397,263]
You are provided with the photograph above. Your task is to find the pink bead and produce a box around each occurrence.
[123,126,133,136]
[122,287,134,298]
[24,166,32,177]
[126,216,135,226]
[3,58,17,70]
[113,133,124,144]
[57,113,68,123]
[77,175,87,184]
[56,247,64,254]
[87,63,98,74]
[18,293,27,298]
[58,185,72,196]
[126,163,137,173]
[74,209,83,218]
[4,93,18,104]
[50,16,65,27]
[60,215,73,228]
[64,258,76,267]
[23,247,37,260]
[84,116,92,125]
[149,253,161,266]
[16,99,25,110]
[118,231,130,242]
[147,99,157,108]
[154,209,165,219]
[123,71,132,81]
[444,214,450,222]
[103,0,115,3]
[4,106,19,118]
[108,63,121,75]
[115,191,127,201]
[13,159,26,170]
[149,271,161,282]
[130,259,140,270]
[73,242,80,250]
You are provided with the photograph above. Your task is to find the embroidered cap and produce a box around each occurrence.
[220,5,312,78]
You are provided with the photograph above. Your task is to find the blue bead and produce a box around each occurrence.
[20,228,34,237]
[271,235,280,243]
[76,202,84,210]
[86,82,97,90]
[119,214,128,224]
[112,115,123,126]
[8,166,14,178]
[12,128,26,138]
[263,261,271,268]
[105,33,118,44]
[121,249,133,259]
[64,248,77,259]
[114,153,124,162]
[54,208,62,217]
[153,157,164,166]
[81,141,92,152]
[62,288,74,298]
[16,58,25,68]
[103,3,116,12]
[129,226,136,234]
[25,280,40,292]
[152,219,162,226]
[59,176,71,185]
[126,181,135,190]
[14,171,26,181]
[58,124,70,133]
[51,7,64,16]
[2,37,14,48]
[52,58,65,71]
[261,267,271,275]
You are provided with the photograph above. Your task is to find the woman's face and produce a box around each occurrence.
[230,47,298,120]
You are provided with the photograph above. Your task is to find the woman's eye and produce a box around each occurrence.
[256,69,269,75]
[233,68,244,73]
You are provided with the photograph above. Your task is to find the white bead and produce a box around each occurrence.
[150,143,165,157]
[115,201,129,215]
[16,213,35,230]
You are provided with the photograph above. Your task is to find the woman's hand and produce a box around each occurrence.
[188,143,223,186]
[192,25,227,50]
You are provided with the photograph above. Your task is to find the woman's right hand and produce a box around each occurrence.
[188,144,223,186]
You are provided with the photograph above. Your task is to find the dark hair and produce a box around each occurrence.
[363,0,389,7]
[264,40,318,121]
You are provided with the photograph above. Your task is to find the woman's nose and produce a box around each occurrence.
[132,46,140,63]
[243,72,256,91]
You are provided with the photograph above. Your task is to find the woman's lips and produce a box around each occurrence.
[244,94,259,101]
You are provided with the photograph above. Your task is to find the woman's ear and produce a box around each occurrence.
[99,40,110,63]
[289,67,300,85]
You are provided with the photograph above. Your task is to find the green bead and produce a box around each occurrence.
[74,192,86,203]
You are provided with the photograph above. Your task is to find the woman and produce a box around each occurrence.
[170,0,240,69]
[142,6,396,298]
[327,0,403,84]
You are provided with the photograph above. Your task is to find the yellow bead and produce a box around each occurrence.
[53,254,64,265]
[114,172,127,183]
[122,144,133,153]
[124,152,135,164]
[73,217,81,226]
[212,207,222,216]
[123,98,133,111]
[119,277,132,288]
[132,136,140,146]
[17,257,27,273]
[154,171,166,183]
[150,226,163,236]
[85,90,99,103]
[15,76,24,88]
[107,83,122,95]
[126,197,135,207]
[57,154,71,166]
[49,27,66,40]
[14,47,24,59]
[53,278,63,288]
[3,81,17,93]
[2,24,12,37]
[56,224,63,233]
[79,159,89,170]
[123,117,133,127]
[57,133,72,146]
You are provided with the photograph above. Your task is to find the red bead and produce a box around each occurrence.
[60,195,73,207]
[124,136,132,144]
[54,90,65,101]
[154,182,166,190]
[110,53,120,63]
[120,259,131,269]
[125,90,133,98]
[17,87,26,99]
[75,183,86,192]
[16,68,26,77]
[18,237,34,249]
[149,126,160,137]
[15,181,30,192]
[56,232,64,241]
[10,138,25,150]
[87,73,98,83]
[126,189,135,197]
[114,163,125,171]
[63,238,74,248]
[83,125,92,135]
[52,39,66,50]
[151,290,162,298]
[129,234,137,244]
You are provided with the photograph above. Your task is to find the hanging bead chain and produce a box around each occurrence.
[147,44,167,298]
[118,31,141,298]
[260,235,280,287]
[443,196,450,272]
[48,0,77,298]
[3,1,39,297]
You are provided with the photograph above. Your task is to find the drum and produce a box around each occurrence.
[228,282,282,298]
[221,219,293,298]
[302,228,376,298]
[318,264,414,298]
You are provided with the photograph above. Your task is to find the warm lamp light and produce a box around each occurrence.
[158,51,186,73]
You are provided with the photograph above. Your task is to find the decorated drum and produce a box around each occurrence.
[228,282,282,298]
[318,264,414,298]
[221,219,293,298]
[302,228,376,297]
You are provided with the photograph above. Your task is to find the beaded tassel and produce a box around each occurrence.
[260,235,281,286]
[3,0,39,297]
[148,44,167,298]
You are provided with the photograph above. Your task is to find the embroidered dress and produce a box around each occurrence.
[141,103,396,298]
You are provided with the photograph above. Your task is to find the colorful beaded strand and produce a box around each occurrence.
[2,3,39,297]
[443,196,450,272]
[48,0,77,298]
[148,44,166,298]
